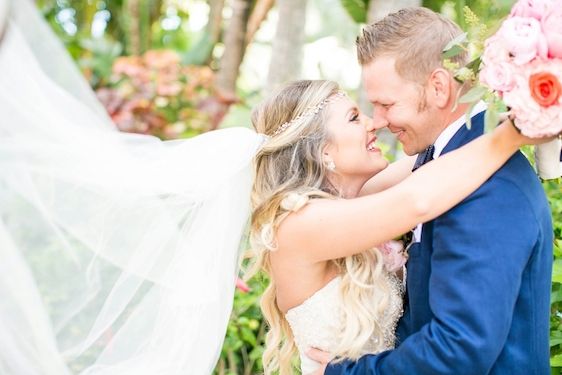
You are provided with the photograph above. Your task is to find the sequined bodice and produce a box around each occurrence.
[285,273,404,374]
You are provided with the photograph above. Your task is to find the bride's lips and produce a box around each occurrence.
[366,136,380,152]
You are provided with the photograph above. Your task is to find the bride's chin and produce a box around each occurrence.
[373,159,390,173]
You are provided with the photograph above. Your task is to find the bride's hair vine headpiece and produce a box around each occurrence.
[272,90,347,137]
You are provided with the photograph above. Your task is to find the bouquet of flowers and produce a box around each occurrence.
[444,0,562,180]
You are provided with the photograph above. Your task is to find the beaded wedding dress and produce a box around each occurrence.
[285,273,404,374]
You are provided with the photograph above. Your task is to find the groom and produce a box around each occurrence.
[310,7,553,374]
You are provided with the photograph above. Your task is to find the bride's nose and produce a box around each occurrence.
[362,115,376,133]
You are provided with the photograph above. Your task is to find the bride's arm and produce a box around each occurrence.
[277,120,536,262]
[359,154,416,195]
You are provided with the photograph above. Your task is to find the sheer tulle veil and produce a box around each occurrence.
[0,1,266,373]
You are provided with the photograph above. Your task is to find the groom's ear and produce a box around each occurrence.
[427,68,451,109]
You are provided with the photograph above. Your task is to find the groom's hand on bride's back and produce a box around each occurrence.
[307,348,332,375]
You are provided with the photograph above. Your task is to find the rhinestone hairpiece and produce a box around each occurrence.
[272,91,346,136]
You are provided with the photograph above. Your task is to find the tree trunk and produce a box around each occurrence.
[358,0,422,156]
[182,0,225,65]
[265,0,307,93]
[216,0,252,97]
[123,0,141,55]
[210,0,252,129]
[245,0,275,45]
[208,0,226,49]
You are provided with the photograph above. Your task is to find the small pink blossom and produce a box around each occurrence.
[542,1,562,58]
[378,240,407,273]
[510,0,553,20]
[235,278,251,293]
[499,16,548,65]
[479,62,517,91]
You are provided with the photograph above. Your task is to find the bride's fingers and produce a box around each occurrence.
[306,347,333,364]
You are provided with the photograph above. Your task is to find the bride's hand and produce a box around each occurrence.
[306,347,333,375]
[496,117,558,148]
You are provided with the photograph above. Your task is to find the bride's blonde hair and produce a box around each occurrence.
[247,80,393,375]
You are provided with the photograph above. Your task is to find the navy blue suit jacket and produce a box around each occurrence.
[326,113,553,375]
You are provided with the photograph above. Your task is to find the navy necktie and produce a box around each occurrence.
[412,144,435,172]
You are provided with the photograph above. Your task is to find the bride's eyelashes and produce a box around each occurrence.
[349,113,360,123]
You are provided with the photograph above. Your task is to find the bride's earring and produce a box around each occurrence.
[326,160,336,172]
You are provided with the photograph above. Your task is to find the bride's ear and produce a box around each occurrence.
[322,150,336,172]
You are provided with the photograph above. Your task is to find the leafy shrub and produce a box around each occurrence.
[96,49,215,139]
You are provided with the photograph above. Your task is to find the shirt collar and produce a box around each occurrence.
[433,101,487,159]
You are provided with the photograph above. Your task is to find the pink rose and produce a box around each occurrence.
[499,16,548,65]
[479,62,517,92]
[482,35,511,66]
[378,240,407,273]
[503,59,562,137]
[542,1,562,58]
[510,0,553,20]
[529,71,562,106]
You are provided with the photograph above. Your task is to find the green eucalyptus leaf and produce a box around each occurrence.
[484,106,499,132]
[442,45,465,59]
[443,32,468,52]
[459,86,487,104]
[464,101,478,130]
[466,56,482,74]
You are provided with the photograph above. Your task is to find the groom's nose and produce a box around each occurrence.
[371,112,389,130]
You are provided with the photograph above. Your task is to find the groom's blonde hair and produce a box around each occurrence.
[356,7,468,84]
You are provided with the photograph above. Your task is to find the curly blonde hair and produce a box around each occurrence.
[246,80,393,375]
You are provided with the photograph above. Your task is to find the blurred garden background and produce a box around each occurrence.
[36,0,561,373]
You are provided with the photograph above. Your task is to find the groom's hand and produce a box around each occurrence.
[306,347,332,375]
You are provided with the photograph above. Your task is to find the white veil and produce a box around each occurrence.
[0,1,266,374]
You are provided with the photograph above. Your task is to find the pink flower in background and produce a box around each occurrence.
[542,2,562,58]
[378,240,407,273]
[510,0,553,19]
[235,278,251,293]
[498,16,548,65]
[479,62,517,92]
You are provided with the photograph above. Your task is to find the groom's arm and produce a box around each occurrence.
[325,176,540,375]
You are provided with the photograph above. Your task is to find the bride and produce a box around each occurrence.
[0,1,550,374]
